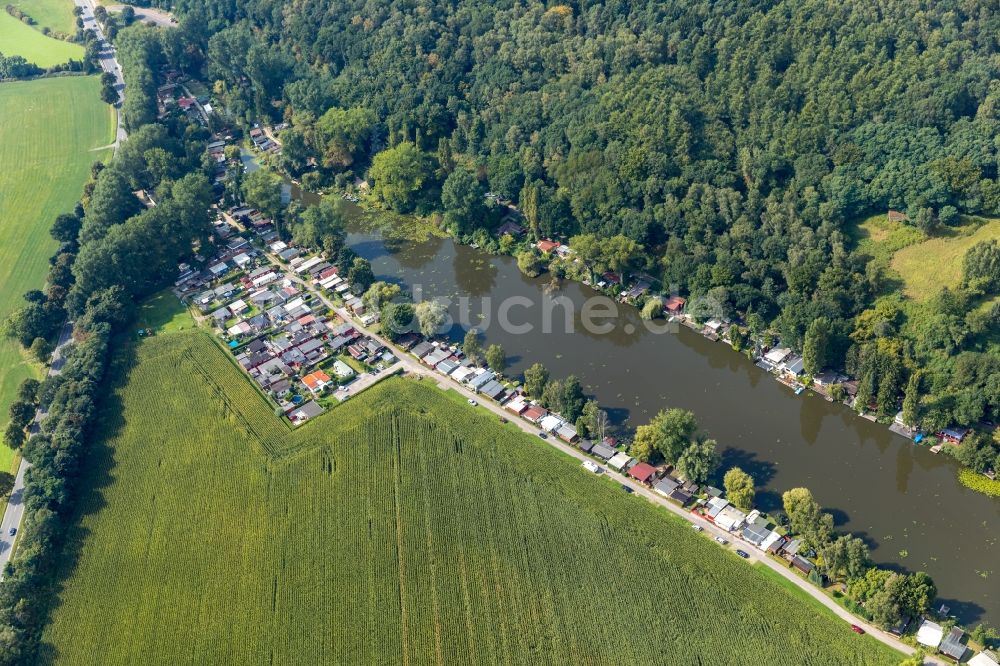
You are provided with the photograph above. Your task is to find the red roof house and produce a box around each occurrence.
[663,296,686,315]
[537,239,560,254]
[522,406,547,423]
[628,462,657,484]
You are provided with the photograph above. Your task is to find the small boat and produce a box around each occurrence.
[794,386,804,395]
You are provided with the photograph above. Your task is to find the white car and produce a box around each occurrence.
[714,536,728,545]
[467,398,477,406]
[582,460,602,474]
[691,524,703,532]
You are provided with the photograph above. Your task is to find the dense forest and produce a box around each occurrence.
[47,3,1000,436]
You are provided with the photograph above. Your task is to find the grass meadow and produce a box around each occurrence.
[41,330,901,665]
[891,216,1000,301]
[0,76,114,472]
[0,11,83,67]
[9,0,77,35]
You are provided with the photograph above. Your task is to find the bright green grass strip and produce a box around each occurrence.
[9,0,77,35]
[0,11,83,66]
[43,330,902,665]
[0,76,114,471]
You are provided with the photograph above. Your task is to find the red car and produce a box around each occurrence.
[850,625,865,635]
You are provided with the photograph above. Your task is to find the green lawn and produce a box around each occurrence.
[0,11,84,67]
[891,216,1000,301]
[0,76,114,472]
[134,290,196,334]
[42,330,901,665]
[9,0,77,35]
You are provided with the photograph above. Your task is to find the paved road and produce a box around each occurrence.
[74,0,128,150]
[0,323,74,577]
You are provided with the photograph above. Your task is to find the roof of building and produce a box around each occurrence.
[628,462,656,483]
[607,452,632,470]
[539,414,564,432]
[293,401,324,420]
[916,620,945,648]
[411,341,434,358]
[480,381,506,400]
[302,370,331,389]
[969,652,1000,666]
[790,555,814,574]
[591,443,616,460]
[537,239,560,253]
[654,477,680,497]
[939,627,967,660]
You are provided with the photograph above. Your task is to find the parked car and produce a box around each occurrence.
[537,432,547,439]
[850,625,865,635]
[8,527,16,537]
[622,484,633,493]
[736,549,750,558]
[467,398,477,406]
[714,536,728,545]
[691,524,703,532]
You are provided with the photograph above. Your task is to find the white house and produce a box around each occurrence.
[916,620,944,649]
[607,452,632,471]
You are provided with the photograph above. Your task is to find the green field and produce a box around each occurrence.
[0,11,83,67]
[0,77,115,472]
[891,217,1000,301]
[42,330,900,665]
[9,0,76,35]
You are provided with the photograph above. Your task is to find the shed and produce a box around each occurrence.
[628,462,656,484]
[577,439,594,454]
[790,556,814,575]
[939,627,967,661]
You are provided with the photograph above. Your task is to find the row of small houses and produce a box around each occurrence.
[916,619,998,665]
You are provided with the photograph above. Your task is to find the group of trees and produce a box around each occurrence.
[157,0,1000,438]
[780,487,936,628]
[629,408,720,484]
[518,360,593,427]
[1,26,215,661]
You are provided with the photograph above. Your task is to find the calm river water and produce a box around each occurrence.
[329,200,1000,624]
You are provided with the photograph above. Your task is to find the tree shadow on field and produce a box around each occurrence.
[35,336,140,665]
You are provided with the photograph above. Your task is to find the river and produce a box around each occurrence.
[290,184,1000,625]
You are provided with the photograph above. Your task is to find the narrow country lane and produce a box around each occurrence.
[0,323,75,577]
[74,0,128,150]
